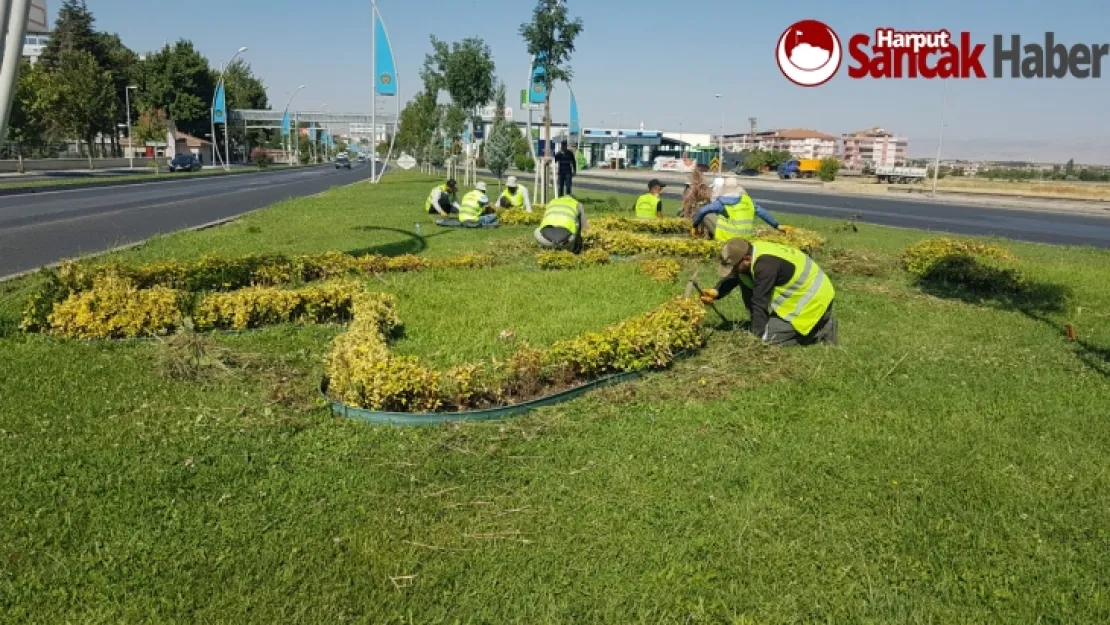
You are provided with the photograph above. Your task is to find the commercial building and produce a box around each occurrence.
[841,127,908,168]
[21,0,50,64]
[720,128,839,159]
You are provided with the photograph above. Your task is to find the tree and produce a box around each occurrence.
[520,0,584,197]
[39,0,99,70]
[421,37,496,137]
[396,91,439,164]
[35,50,117,167]
[484,84,515,187]
[438,103,467,157]
[6,61,50,156]
[817,157,840,182]
[1065,158,1075,178]
[219,59,269,161]
[133,107,168,147]
[134,40,215,138]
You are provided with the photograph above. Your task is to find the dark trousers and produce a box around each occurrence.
[428,195,456,215]
[558,173,572,197]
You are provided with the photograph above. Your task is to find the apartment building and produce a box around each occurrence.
[720,128,838,159]
[841,127,908,168]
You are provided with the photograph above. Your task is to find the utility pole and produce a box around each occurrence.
[715,94,723,173]
[932,79,948,197]
[0,0,32,145]
[370,0,377,183]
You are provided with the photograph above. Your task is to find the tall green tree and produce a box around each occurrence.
[520,0,583,186]
[39,0,99,70]
[6,61,51,156]
[396,91,439,163]
[95,32,139,156]
[421,37,496,145]
[220,59,269,159]
[134,40,215,138]
[34,50,117,166]
[484,83,515,187]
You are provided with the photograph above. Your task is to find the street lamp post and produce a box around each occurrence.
[322,103,329,161]
[125,85,137,169]
[932,80,948,196]
[211,46,248,170]
[678,122,683,159]
[283,85,305,165]
[715,94,723,173]
[612,112,619,172]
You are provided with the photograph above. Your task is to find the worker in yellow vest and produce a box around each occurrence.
[701,238,837,346]
[426,179,460,216]
[497,176,533,212]
[634,179,666,219]
[458,182,499,227]
[691,177,789,240]
[535,194,586,253]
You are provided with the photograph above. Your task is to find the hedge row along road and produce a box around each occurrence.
[0,163,376,278]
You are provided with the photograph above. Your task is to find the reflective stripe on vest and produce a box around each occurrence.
[459,190,485,222]
[743,241,835,336]
[634,193,658,219]
[714,194,757,241]
[501,188,524,208]
[426,184,450,210]
[541,197,579,234]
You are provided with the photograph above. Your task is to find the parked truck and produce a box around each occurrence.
[778,158,821,179]
[874,165,928,184]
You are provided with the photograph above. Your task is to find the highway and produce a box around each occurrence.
[0,163,373,277]
[577,179,1110,248]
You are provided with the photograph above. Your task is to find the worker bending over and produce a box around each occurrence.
[692,177,787,240]
[702,238,838,346]
[498,176,533,212]
[535,194,587,253]
[634,179,666,219]
[458,182,499,226]
[426,179,461,216]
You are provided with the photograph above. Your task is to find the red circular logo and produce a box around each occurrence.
[776,20,842,87]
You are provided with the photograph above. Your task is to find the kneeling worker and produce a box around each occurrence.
[691,177,788,240]
[459,182,499,226]
[535,194,586,253]
[498,176,533,213]
[702,239,838,346]
[427,179,461,216]
[634,179,666,219]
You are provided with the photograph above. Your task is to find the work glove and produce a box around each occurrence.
[700,288,718,304]
[779,224,795,233]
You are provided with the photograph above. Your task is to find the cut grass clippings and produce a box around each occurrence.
[1,171,1108,623]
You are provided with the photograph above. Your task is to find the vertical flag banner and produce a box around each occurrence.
[569,91,580,134]
[374,12,397,96]
[281,111,290,137]
[529,53,547,104]
[213,84,226,124]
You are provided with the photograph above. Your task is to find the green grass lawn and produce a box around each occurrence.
[1,172,1108,623]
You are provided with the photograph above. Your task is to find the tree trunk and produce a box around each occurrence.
[85,135,94,169]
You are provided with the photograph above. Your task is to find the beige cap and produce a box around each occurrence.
[507,176,518,186]
[475,181,487,192]
[718,238,753,277]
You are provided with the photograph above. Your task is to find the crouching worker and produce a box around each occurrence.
[691,177,788,240]
[498,176,532,212]
[459,182,499,227]
[426,179,460,216]
[534,194,586,254]
[702,239,838,346]
[634,179,666,219]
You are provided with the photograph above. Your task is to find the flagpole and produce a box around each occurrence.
[370,0,377,183]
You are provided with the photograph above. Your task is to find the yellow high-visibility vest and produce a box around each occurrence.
[739,241,834,335]
[714,194,757,241]
[634,193,659,219]
[540,196,579,235]
[426,184,451,211]
[459,190,486,222]
[501,187,524,208]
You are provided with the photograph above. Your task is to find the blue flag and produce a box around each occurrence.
[569,91,579,134]
[213,84,226,124]
[281,111,290,137]
[529,53,547,104]
[374,11,397,96]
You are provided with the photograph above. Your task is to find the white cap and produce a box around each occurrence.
[475,181,487,192]
[507,176,518,186]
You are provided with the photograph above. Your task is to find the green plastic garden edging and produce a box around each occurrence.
[319,370,643,426]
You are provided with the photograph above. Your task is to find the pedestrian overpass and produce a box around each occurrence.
[231,109,397,138]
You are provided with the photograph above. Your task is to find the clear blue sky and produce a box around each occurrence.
[83,0,1110,163]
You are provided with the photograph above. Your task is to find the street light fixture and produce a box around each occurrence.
[715,94,723,173]
[282,85,305,165]
[211,46,248,170]
[125,85,137,169]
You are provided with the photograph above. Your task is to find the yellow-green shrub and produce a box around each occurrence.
[901,237,1022,293]
[545,297,706,377]
[45,275,183,339]
[593,216,691,235]
[754,226,826,254]
[498,209,543,226]
[902,237,1016,278]
[586,230,720,258]
[194,280,362,330]
[639,258,682,282]
[295,252,360,281]
[536,248,611,270]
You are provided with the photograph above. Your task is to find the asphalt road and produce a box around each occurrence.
[0,163,374,277]
[576,179,1110,248]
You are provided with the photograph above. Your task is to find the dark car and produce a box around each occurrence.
[169,154,202,172]
[335,154,351,169]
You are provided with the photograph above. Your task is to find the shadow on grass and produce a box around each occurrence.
[347,226,456,257]
[914,257,1109,378]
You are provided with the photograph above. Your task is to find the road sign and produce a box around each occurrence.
[397,155,416,170]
